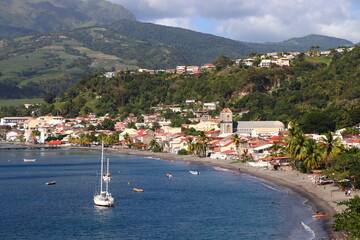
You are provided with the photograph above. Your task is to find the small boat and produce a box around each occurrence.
[94,142,114,207]
[312,214,328,218]
[24,159,36,162]
[189,170,200,175]
[45,181,56,185]
[133,188,144,192]
[166,173,173,178]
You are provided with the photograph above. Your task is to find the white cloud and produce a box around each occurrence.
[110,0,360,43]
[153,18,199,31]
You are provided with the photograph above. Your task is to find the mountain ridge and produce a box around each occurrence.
[0,0,136,38]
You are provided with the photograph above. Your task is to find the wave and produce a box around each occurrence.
[261,182,278,191]
[212,166,231,172]
[301,221,315,240]
[145,157,161,160]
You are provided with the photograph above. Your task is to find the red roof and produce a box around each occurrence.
[224,141,234,147]
[134,143,147,147]
[46,140,64,145]
[221,150,236,154]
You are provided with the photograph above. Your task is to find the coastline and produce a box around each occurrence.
[104,147,351,239]
[1,143,351,239]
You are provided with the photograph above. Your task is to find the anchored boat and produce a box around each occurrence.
[93,142,114,207]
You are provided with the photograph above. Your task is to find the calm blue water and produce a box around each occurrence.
[0,149,327,240]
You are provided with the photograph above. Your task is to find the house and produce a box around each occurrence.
[201,63,215,70]
[186,66,199,72]
[176,66,186,73]
[243,58,255,66]
[187,121,219,132]
[185,99,196,105]
[6,131,22,141]
[1,117,32,127]
[203,102,218,111]
[276,58,290,67]
[259,59,272,67]
[234,121,286,137]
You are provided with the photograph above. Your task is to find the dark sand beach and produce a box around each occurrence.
[105,147,355,239]
[1,142,353,239]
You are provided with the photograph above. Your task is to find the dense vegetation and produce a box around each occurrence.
[0,16,355,99]
[0,0,135,38]
[2,45,359,135]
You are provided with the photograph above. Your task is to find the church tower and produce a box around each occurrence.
[220,108,233,134]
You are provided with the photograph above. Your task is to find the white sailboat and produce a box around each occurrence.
[94,142,114,207]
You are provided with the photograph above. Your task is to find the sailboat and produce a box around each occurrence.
[94,142,115,207]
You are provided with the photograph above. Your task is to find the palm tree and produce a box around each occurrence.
[321,132,342,167]
[270,141,284,157]
[302,138,323,171]
[196,133,209,157]
[285,123,308,166]
[186,137,195,155]
[123,133,132,149]
[149,139,161,152]
[232,134,241,157]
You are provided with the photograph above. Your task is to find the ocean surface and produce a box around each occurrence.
[0,148,328,240]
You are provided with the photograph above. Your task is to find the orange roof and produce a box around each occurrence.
[46,140,64,145]
[221,108,232,113]
[221,150,236,154]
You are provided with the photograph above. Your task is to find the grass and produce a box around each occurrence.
[0,98,44,107]
[305,56,333,66]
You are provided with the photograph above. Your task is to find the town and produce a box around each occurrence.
[1,101,359,169]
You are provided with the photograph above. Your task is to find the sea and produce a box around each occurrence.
[0,148,328,240]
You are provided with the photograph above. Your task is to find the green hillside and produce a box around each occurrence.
[0,0,135,38]
[0,10,355,99]
[18,45,356,134]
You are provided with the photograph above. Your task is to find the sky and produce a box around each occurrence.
[110,0,360,43]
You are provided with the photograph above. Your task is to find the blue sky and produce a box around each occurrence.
[111,0,360,43]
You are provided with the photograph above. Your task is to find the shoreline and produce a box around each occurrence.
[104,147,350,239]
[2,143,351,239]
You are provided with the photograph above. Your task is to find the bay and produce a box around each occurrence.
[0,149,326,239]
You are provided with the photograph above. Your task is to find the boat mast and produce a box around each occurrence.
[100,141,104,193]
[105,155,110,194]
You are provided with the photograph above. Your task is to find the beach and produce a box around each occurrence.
[107,147,356,239]
[0,142,353,239]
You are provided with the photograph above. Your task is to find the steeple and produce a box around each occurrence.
[220,108,233,134]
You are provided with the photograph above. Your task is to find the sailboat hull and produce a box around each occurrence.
[93,195,114,207]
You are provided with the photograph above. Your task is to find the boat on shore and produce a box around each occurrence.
[93,142,114,207]
[133,188,144,192]
[189,170,200,175]
[45,181,56,185]
[24,159,36,162]
[312,214,328,218]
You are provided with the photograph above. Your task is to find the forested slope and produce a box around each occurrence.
[21,46,358,134]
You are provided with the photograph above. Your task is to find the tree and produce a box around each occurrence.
[123,133,132,149]
[151,122,161,131]
[213,55,233,70]
[270,141,284,157]
[43,92,56,104]
[186,137,196,155]
[302,138,323,172]
[321,132,342,167]
[285,124,308,163]
[149,139,162,152]
[196,133,209,157]
[232,134,241,157]
[333,195,360,238]
[325,151,360,189]
[341,127,360,137]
